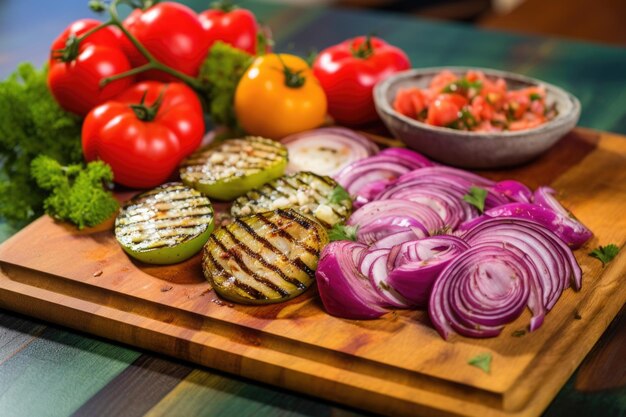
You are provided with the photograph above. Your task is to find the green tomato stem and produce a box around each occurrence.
[276,54,305,89]
[98,0,203,89]
[51,22,113,62]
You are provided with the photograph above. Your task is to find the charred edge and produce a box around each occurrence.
[234,219,309,288]
[276,209,314,230]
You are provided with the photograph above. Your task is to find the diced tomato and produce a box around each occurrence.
[427,93,467,127]
[392,70,554,132]
[429,70,458,93]
[393,88,428,119]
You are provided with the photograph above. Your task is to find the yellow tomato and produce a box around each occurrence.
[234,53,327,139]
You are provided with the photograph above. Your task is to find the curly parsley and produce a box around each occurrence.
[31,156,118,229]
[0,63,83,227]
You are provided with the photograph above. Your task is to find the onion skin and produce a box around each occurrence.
[387,236,469,307]
[429,244,531,339]
[316,241,389,319]
[532,187,592,248]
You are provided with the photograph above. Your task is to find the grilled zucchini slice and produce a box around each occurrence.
[115,183,214,265]
[230,172,352,228]
[179,136,288,201]
[203,209,329,304]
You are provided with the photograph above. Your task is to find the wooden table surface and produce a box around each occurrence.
[1,1,625,416]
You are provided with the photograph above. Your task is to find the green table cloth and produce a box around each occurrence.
[1,1,625,416]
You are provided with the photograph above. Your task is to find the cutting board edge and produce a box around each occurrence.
[0,261,558,417]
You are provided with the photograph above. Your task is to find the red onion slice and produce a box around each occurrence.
[316,241,389,319]
[429,244,531,339]
[348,200,445,245]
[377,148,435,168]
[533,187,592,248]
[360,249,412,308]
[476,202,591,249]
[461,217,582,331]
[335,154,431,208]
[371,229,423,249]
[489,180,533,203]
[387,236,469,307]
[281,127,378,176]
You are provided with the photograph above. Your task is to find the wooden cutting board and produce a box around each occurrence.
[1,128,625,417]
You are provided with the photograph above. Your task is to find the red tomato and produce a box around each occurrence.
[427,94,467,127]
[127,2,210,81]
[313,36,411,126]
[48,19,133,116]
[82,81,205,188]
[199,6,259,54]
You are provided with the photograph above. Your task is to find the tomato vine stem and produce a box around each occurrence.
[90,0,203,89]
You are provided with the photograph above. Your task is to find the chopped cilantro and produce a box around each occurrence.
[589,244,620,266]
[328,223,358,242]
[463,186,488,213]
[468,353,492,374]
[328,185,352,205]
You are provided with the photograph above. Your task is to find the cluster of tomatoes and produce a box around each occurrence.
[47,0,412,189]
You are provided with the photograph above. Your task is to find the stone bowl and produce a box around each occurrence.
[373,67,581,169]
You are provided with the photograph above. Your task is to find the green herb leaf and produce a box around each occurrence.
[31,156,119,229]
[198,42,254,128]
[328,185,352,205]
[0,63,84,228]
[589,244,620,266]
[463,186,488,213]
[468,353,492,374]
[442,78,483,95]
[328,223,358,242]
[529,92,542,101]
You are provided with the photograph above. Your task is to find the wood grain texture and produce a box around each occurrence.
[574,305,626,393]
[0,128,625,417]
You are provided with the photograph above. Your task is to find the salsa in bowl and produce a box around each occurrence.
[374,67,580,169]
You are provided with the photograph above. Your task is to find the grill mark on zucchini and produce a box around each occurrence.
[118,212,213,228]
[115,183,214,261]
[234,219,311,287]
[211,233,289,297]
[277,209,315,231]
[180,137,287,184]
[204,248,265,300]
[276,209,324,255]
[265,181,290,198]
[231,172,351,227]
[256,214,319,256]
[224,225,303,291]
